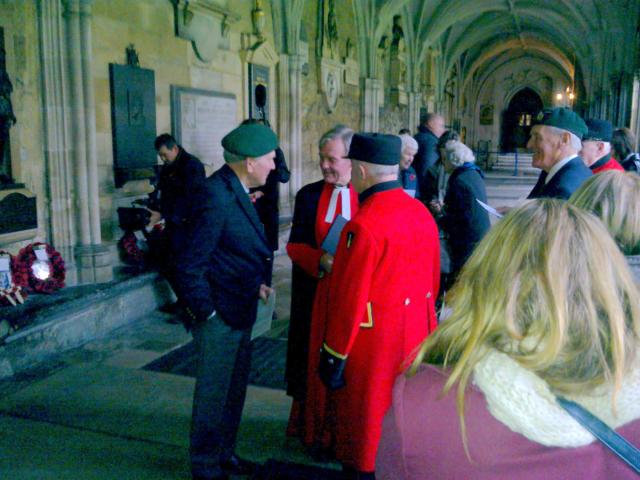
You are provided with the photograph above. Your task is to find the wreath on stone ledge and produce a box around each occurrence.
[0,250,28,307]
[15,242,66,293]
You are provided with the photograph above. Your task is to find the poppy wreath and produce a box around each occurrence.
[119,231,146,265]
[0,250,28,306]
[16,242,66,293]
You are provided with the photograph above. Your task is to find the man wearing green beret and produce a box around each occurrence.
[172,122,277,480]
[526,107,592,199]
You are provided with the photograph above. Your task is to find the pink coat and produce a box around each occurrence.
[377,363,640,479]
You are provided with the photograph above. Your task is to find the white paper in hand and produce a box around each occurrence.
[476,199,503,219]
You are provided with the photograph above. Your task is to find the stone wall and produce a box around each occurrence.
[299,0,360,185]
[0,1,47,251]
[91,0,265,242]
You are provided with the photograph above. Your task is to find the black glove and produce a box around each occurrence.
[318,346,347,391]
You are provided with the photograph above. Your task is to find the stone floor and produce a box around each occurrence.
[0,255,328,480]
[0,171,536,479]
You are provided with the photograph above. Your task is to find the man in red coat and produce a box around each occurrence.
[581,119,624,174]
[285,125,359,455]
[319,133,440,478]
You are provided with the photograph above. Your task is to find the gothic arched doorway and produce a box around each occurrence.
[500,87,543,152]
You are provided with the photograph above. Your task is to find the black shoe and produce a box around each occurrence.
[221,454,258,476]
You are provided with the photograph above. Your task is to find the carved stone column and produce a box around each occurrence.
[37,0,77,284]
[407,91,421,134]
[278,53,303,205]
[362,77,381,131]
[62,0,112,283]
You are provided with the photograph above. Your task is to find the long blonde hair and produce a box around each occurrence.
[569,170,640,255]
[410,199,640,440]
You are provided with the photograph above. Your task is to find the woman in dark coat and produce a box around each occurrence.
[438,139,490,283]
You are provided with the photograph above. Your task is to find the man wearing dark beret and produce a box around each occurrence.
[527,107,593,199]
[172,122,277,480]
[580,119,624,174]
[318,133,440,479]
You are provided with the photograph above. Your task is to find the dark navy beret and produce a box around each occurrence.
[348,133,401,165]
[583,119,613,142]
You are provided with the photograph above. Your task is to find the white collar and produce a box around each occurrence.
[545,155,577,184]
[473,348,640,447]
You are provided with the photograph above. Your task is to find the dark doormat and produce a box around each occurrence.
[252,459,347,479]
[142,337,288,390]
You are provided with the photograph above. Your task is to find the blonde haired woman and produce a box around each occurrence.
[377,200,640,479]
[570,170,640,281]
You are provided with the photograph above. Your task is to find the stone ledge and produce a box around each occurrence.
[0,269,174,379]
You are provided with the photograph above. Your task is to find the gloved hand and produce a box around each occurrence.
[318,346,347,390]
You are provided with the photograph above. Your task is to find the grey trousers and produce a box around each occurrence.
[189,313,253,479]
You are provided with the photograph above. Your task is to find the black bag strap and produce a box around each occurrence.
[556,395,640,474]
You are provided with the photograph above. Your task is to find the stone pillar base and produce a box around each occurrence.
[75,244,113,284]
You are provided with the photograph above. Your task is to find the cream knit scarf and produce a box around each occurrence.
[473,348,640,447]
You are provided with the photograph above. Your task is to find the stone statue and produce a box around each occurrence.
[326,0,339,59]
[126,44,140,67]
[392,15,405,53]
[0,49,16,180]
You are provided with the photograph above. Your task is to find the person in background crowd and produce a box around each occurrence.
[570,170,640,282]
[414,113,445,195]
[285,125,359,458]
[173,123,277,480]
[580,119,624,173]
[398,128,411,135]
[377,199,640,480]
[526,107,592,199]
[424,130,461,213]
[612,127,640,173]
[150,133,206,316]
[435,139,490,285]
[319,133,440,479]
[398,134,420,198]
[242,119,290,284]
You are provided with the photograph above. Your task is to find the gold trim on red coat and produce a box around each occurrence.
[323,342,348,360]
[360,302,374,328]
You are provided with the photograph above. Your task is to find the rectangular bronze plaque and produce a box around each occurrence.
[109,64,157,187]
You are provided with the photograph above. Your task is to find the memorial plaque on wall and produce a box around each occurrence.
[0,189,37,235]
[171,86,237,172]
[109,64,157,187]
[248,63,270,122]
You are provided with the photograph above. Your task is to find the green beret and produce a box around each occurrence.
[534,107,587,139]
[222,124,278,160]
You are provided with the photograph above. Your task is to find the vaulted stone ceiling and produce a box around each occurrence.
[351,0,640,107]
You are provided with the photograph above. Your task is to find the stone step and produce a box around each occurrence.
[0,269,174,378]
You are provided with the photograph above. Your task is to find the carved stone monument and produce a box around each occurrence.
[171,0,239,61]
[316,0,343,113]
[389,15,408,106]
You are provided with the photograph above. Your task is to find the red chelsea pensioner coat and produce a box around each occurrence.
[323,183,440,471]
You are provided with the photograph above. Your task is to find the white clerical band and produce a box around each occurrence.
[325,186,351,223]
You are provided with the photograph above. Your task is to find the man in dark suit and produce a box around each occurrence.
[149,134,206,315]
[413,112,445,196]
[526,107,592,200]
[172,123,277,480]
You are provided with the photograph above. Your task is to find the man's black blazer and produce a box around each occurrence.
[527,157,592,200]
[173,164,272,329]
